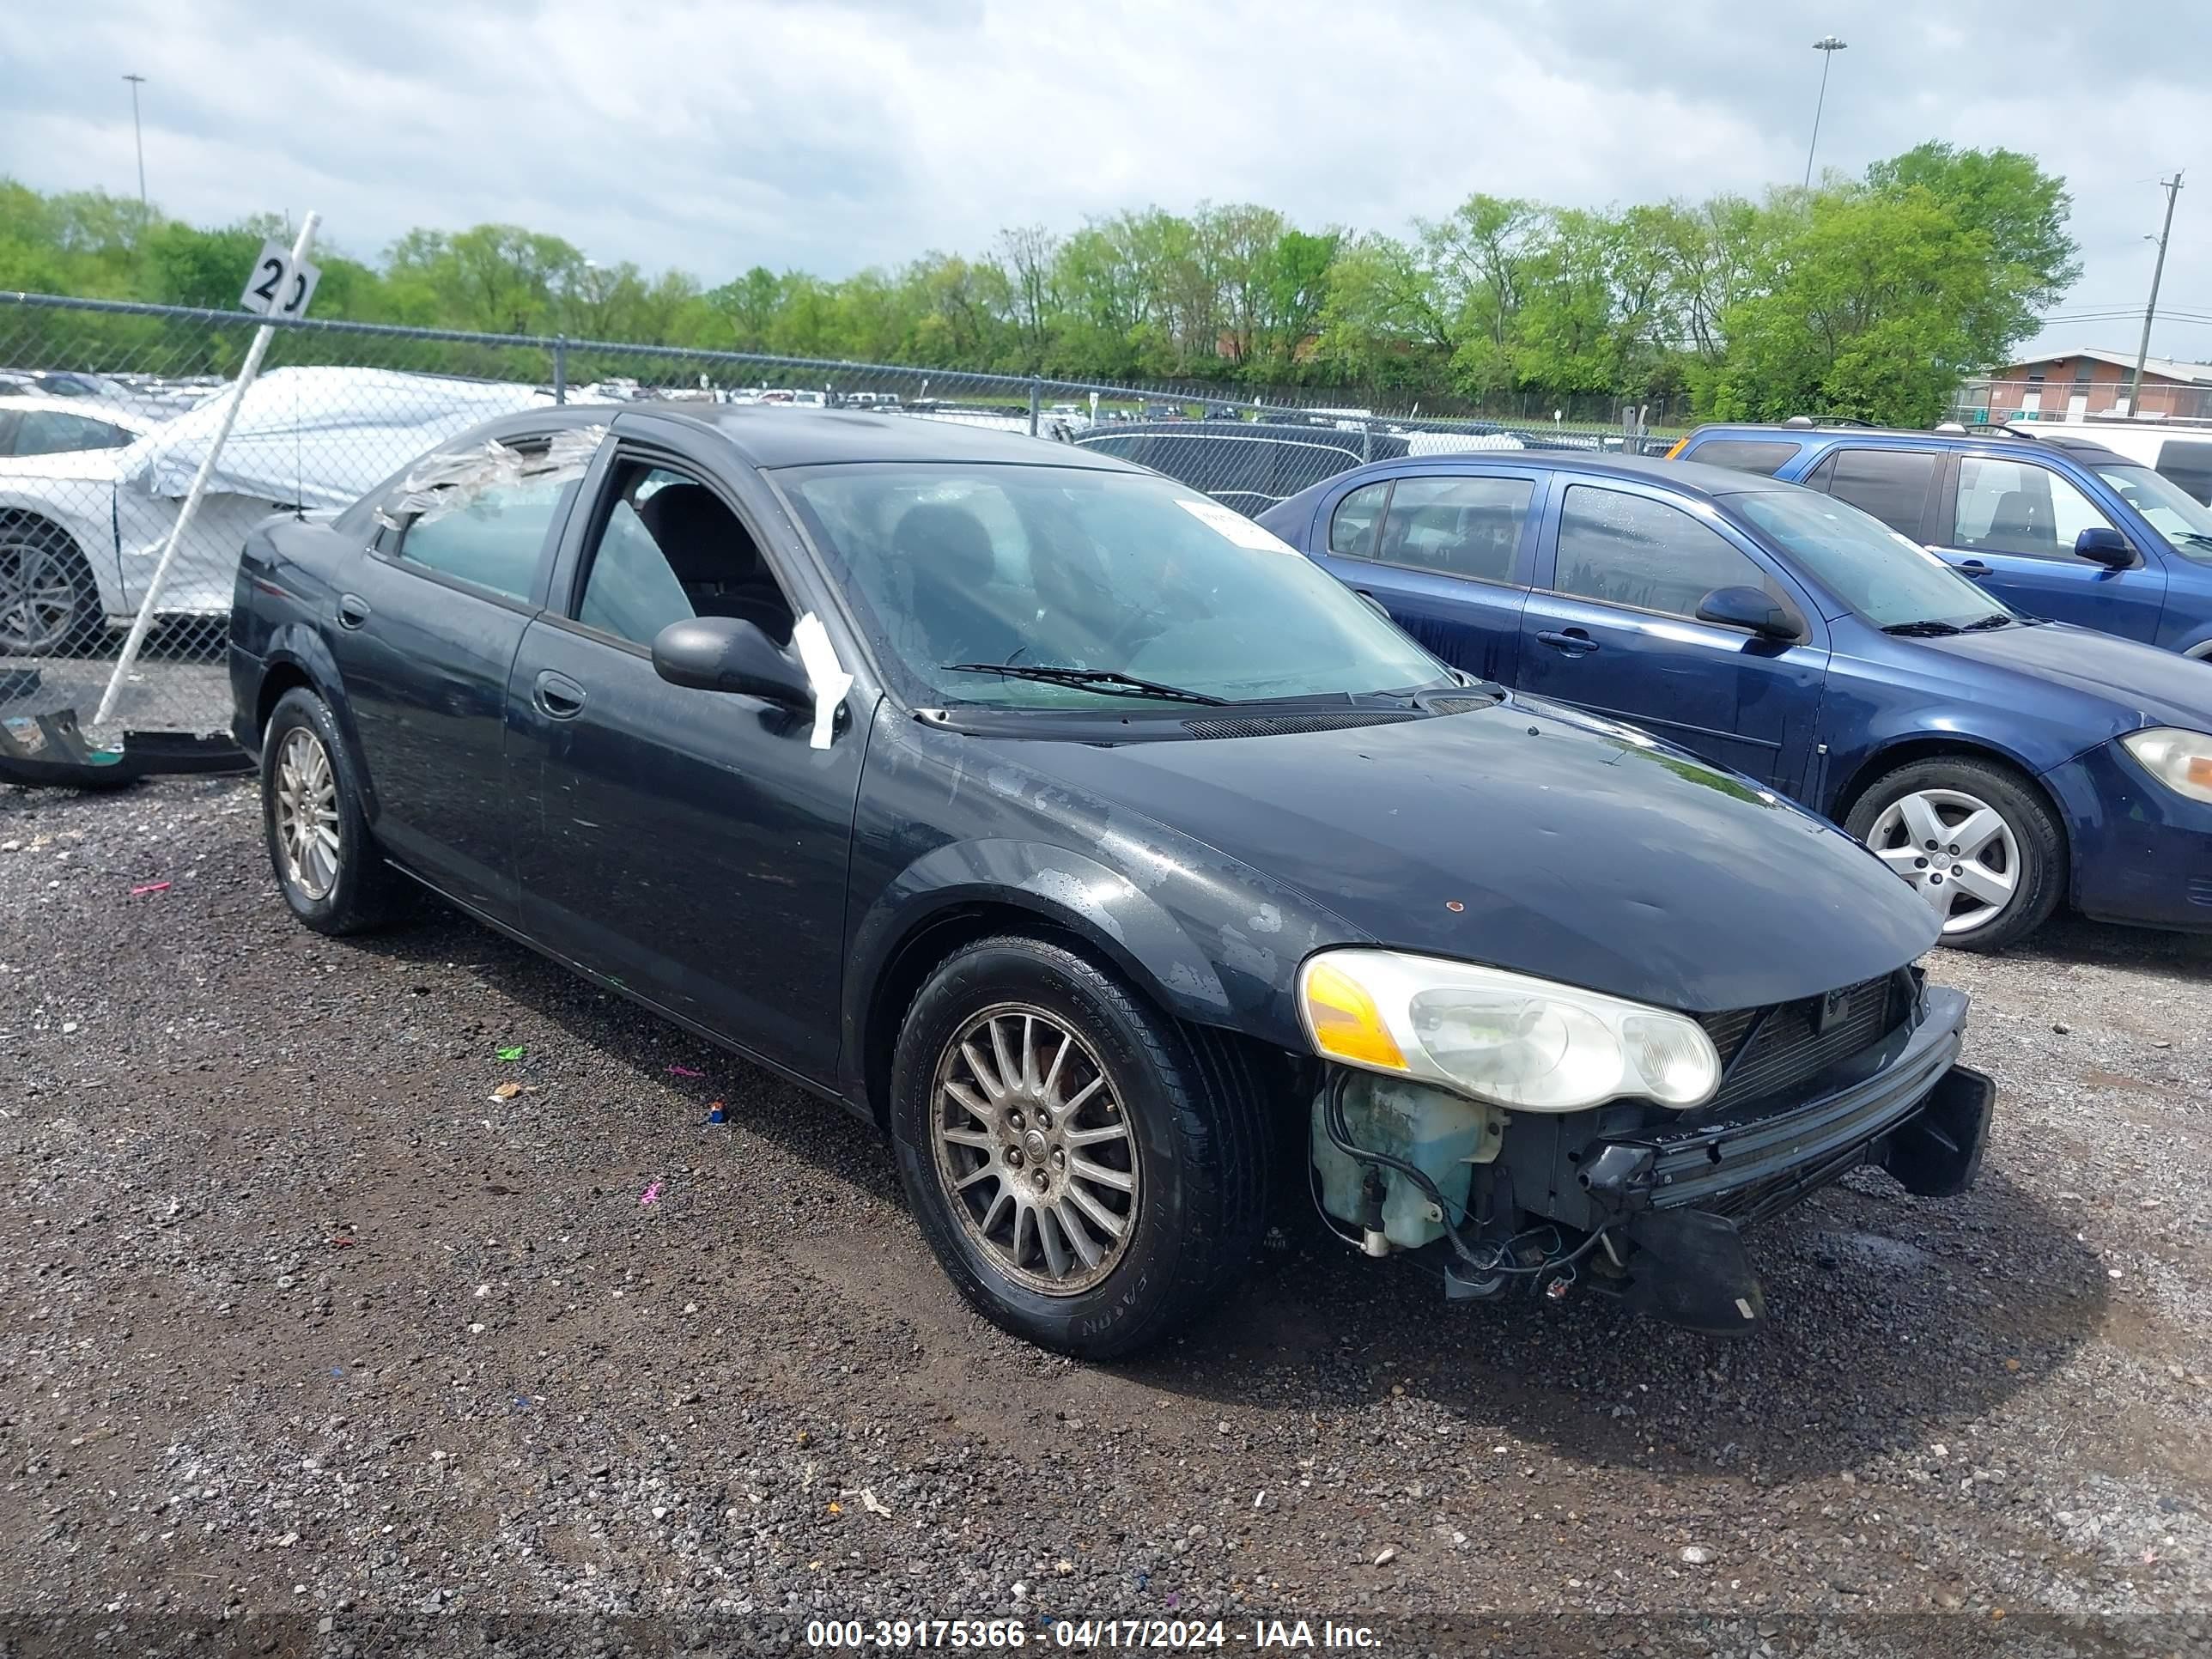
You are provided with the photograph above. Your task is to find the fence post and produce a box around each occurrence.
[1361,421,1373,463]
[1028,377,1041,437]
[553,337,568,404]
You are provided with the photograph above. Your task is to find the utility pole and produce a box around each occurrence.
[1803,36,1847,189]
[2129,172,2185,417]
[121,73,148,213]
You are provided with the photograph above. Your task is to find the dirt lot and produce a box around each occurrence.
[1,776,2207,1656]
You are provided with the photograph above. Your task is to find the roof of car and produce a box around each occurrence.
[1684,421,2133,468]
[1335,447,1784,499]
[643,404,1148,471]
[0,392,156,425]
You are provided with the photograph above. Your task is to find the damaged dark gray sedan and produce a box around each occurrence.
[229,405,1995,1356]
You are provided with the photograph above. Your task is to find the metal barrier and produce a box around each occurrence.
[0,289,1664,770]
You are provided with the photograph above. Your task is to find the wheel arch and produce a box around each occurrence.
[251,626,379,820]
[1828,734,2075,902]
[843,843,1242,1130]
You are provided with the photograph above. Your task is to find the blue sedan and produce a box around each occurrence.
[1257,453,2212,950]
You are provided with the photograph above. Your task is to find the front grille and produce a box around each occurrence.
[1695,975,1901,1114]
[1181,711,1413,740]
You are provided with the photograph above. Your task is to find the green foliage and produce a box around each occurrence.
[0,146,2081,423]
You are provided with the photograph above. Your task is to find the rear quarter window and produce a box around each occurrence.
[1681,438,1802,477]
[2156,439,2212,507]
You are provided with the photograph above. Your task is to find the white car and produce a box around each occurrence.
[0,367,548,655]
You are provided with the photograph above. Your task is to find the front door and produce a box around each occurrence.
[504,449,866,1079]
[1310,471,1542,683]
[1929,453,2167,641]
[329,434,592,923]
[1516,478,1828,793]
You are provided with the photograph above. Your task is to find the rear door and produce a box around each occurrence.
[1928,451,2166,641]
[1310,470,1544,683]
[1797,444,1944,541]
[1516,477,1828,793]
[328,428,595,924]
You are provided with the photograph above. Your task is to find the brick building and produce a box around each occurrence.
[1968,346,2212,422]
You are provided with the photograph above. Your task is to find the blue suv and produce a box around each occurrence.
[1256,453,2212,950]
[1670,421,2212,658]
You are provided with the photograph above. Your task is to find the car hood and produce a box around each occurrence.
[1917,622,2212,737]
[993,699,1939,1014]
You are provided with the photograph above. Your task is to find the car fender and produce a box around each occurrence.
[1823,710,2069,820]
[843,835,1236,1059]
[251,623,380,811]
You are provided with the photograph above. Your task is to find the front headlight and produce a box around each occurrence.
[2122,727,2212,805]
[1297,949,1722,1113]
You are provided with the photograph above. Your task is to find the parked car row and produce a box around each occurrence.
[229,404,1995,1361]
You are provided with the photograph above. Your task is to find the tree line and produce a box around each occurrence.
[0,142,2077,426]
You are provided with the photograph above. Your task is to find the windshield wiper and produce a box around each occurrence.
[1963,612,2015,630]
[940,663,1230,706]
[1881,619,1966,637]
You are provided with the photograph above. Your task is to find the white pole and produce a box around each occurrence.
[96,210,320,728]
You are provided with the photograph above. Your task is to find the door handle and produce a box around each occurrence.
[1535,629,1600,657]
[1957,560,1993,579]
[533,670,586,720]
[335,593,371,629]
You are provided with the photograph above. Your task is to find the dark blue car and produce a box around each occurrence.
[1257,453,2212,951]
[1670,421,2212,659]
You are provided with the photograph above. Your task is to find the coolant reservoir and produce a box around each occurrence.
[1311,1073,1503,1250]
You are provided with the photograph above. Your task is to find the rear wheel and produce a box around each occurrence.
[260,687,400,935]
[1845,757,2063,951]
[0,519,100,656]
[890,935,1268,1358]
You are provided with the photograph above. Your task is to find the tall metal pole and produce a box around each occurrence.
[121,73,148,211]
[1803,37,1847,189]
[2129,173,2185,416]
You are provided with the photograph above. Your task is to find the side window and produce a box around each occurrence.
[2157,440,2212,507]
[1553,485,1775,618]
[1951,457,2117,559]
[1372,476,1534,584]
[398,474,574,601]
[1683,438,1801,477]
[1328,481,1389,557]
[13,411,131,456]
[1819,447,1938,538]
[575,462,793,647]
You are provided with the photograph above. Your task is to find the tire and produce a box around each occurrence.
[1844,756,2064,952]
[889,935,1269,1359]
[259,687,401,935]
[0,518,101,657]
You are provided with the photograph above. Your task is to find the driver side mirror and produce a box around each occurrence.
[1695,584,1807,643]
[652,616,814,708]
[2074,526,2139,570]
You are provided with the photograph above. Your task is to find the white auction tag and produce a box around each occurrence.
[1176,495,1297,554]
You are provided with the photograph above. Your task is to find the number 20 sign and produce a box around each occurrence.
[240,240,322,319]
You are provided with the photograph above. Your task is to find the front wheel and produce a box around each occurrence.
[1845,757,2064,951]
[0,519,101,656]
[889,936,1268,1359]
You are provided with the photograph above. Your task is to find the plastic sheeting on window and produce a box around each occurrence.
[374,424,606,531]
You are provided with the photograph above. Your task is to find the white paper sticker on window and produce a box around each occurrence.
[1176,496,1297,554]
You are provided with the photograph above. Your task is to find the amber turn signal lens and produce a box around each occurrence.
[1302,959,1407,1070]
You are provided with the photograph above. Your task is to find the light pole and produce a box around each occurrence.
[2129,173,2185,416]
[1802,36,1846,189]
[121,72,148,213]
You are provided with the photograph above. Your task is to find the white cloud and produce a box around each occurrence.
[5,0,2210,359]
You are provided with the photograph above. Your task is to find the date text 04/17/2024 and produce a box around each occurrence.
[803,1619,1382,1650]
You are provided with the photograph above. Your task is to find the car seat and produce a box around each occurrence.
[641,483,794,643]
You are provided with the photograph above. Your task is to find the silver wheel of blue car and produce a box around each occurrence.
[1867,786,2019,937]
[929,1002,1141,1297]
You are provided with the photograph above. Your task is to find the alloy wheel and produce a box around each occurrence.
[0,535,82,654]
[929,1003,1140,1296]
[1866,787,2019,936]
[273,726,342,900]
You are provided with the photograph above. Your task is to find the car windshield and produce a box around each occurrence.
[780,463,1449,709]
[2093,464,2212,558]
[1729,486,2011,630]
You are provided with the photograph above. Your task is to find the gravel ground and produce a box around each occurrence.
[1,777,2206,1657]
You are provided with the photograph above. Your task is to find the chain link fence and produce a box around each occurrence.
[0,290,1668,775]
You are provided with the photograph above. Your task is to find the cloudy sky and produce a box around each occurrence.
[5,0,2209,361]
